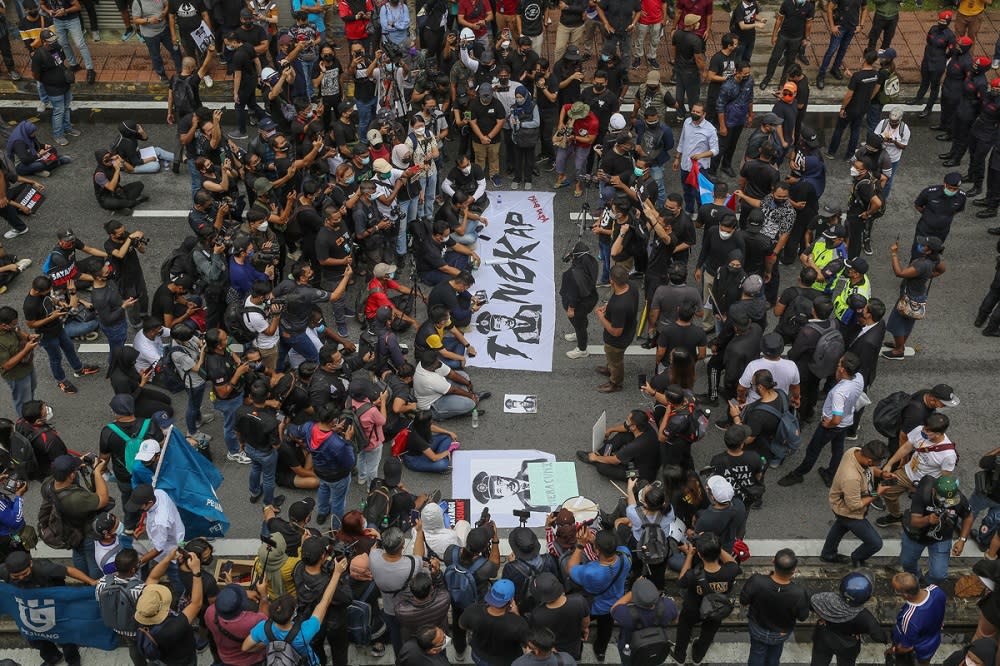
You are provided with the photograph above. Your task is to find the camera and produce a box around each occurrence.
[81,452,98,467]
[255,249,280,265]
[0,472,24,496]
[134,235,150,248]
[473,290,488,305]
[513,509,531,526]
[475,507,491,528]
[626,463,637,481]
[381,39,405,64]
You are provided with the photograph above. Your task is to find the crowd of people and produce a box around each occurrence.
[0,0,999,664]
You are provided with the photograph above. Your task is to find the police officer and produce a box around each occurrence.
[801,223,848,293]
[911,11,956,119]
[932,35,973,133]
[912,173,967,255]
[807,203,843,252]
[845,160,882,259]
[976,146,1000,221]
[809,572,886,666]
[832,257,871,326]
[964,79,1000,199]
[940,56,990,163]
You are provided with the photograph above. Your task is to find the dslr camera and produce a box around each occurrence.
[0,472,25,496]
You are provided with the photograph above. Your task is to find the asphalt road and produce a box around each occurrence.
[2,110,997,546]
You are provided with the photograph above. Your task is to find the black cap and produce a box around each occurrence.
[845,257,869,274]
[288,497,315,522]
[57,228,76,241]
[126,484,156,512]
[916,235,945,252]
[508,527,541,559]
[761,332,784,356]
[5,551,31,574]
[51,454,84,481]
[529,572,564,604]
[300,536,330,564]
[466,527,491,553]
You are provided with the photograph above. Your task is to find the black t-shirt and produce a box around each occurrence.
[899,391,934,436]
[445,164,486,198]
[604,285,639,348]
[789,180,819,218]
[169,0,206,35]
[906,474,971,544]
[744,397,782,450]
[673,30,704,72]
[740,159,779,200]
[179,569,219,605]
[600,149,633,179]
[740,573,810,632]
[150,283,180,323]
[105,237,143,281]
[235,404,280,450]
[777,0,814,39]
[832,0,863,27]
[151,612,198,666]
[23,292,63,337]
[709,451,763,503]
[460,604,530,666]
[677,561,742,609]
[0,557,67,588]
[707,51,737,102]
[202,352,237,391]
[694,504,743,551]
[415,235,455,274]
[519,0,545,35]
[845,68,880,116]
[235,23,268,49]
[100,418,162,481]
[470,97,506,136]
[527,594,591,658]
[315,226,353,284]
[615,428,661,482]
[657,322,707,358]
[230,44,258,95]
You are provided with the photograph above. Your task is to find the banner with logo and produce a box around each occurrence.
[466,191,555,372]
[154,427,230,538]
[0,582,119,650]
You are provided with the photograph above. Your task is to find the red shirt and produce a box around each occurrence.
[458,0,493,37]
[676,0,712,36]
[338,0,373,40]
[365,276,401,319]
[497,0,519,14]
[639,0,664,25]
[561,106,600,147]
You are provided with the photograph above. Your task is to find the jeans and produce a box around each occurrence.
[971,492,1000,518]
[50,90,73,140]
[819,26,855,75]
[828,113,864,159]
[54,16,93,70]
[245,445,278,505]
[675,68,701,115]
[402,433,453,473]
[357,444,382,485]
[143,29,181,77]
[597,241,611,284]
[278,330,319,370]
[72,538,101,579]
[648,165,666,206]
[441,336,467,370]
[821,513,883,563]
[130,147,175,173]
[900,532,951,585]
[747,620,792,666]
[792,425,848,476]
[419,172,437,219]
[63,317,99,339]
[5,370,36,418]
[555,145,590,181]
[185,383,207,435]
[431,393,476,419]
[235,91,265,134]
[212,394,243,454]
[100,318,128,366]
[38,330,83,382]
[316,474,351,519]
[881,161,900,202]
[356,97,377,137]
[680,169,703,214]
[187,152,201,200]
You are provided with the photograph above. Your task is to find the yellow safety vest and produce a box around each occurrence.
[833,273,872,320]
[809,240,841,291]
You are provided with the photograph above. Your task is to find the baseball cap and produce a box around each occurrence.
[41,29,57,43]
[215,584,249,620]
[760,112,781,126]
[938,9,953,21]
[889,108,904,121]
[958,36,973,47]
[485,579,516,607]
[706,475,735,503]
[51,454,84,481]
[800,126,820,147]
[373,263,397,278]
[253,177,273,194]
[563,45,582,61]
[822,203,843,218]
[742,274,763,296]
[935,475,961,507]
[135,585,173,626]
[845,257,869,275]
[134,439,161,462]
[930,384,960,407]
[259,116,277,131]
[300,536,330,564]
[609,113,627,130]
[383,457,403,487]
[823,223,847,240]
[879,48,897,60]
[477,82,494,98]
[93,512,117,535]
[425,334,444,350]
[260,66,277,81]
[530,572,564,604]
[372,158,392,174]
[646,70,661,85]
[366,128,383,146]
[916,235,945,252]
[288,497,316,522]
[632,578,660,608]
[459,27,475,40]
[171,274,195,290]
[109,394,135,416]
[125,484,156,512]
[4,551,31,574]
[761,331,785,356]
[57,228,76,241]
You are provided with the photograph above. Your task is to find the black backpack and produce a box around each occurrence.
[224,301,265,344]
[872,391,912,438]
[0,418,38,480]
[171,75,196,117]
[362,478,404,530]
[160,237,199,284]
[637,516,670,566]
[627,605,672,665]
[806,321,845,378]
[696,570,734,622]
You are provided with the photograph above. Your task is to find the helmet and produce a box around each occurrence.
[958,36,974,48]
[839,572,873,607]
[938,10,953,21]
[459,27,475,41]
[975,56,992,70]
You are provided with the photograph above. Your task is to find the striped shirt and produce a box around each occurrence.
[892,585,946,661]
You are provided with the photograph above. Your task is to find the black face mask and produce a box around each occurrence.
[323,55,335,62]
[241,21,253,28]
[593,84,605,92]
[27,10,39,16]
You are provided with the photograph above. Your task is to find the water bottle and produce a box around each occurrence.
[471,407,479,429]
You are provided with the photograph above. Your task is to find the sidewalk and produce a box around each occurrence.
[0,9,998,104]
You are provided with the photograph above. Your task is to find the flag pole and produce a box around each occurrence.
[152,425,173,487]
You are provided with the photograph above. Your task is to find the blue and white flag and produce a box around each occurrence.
[154,427,230,538]
[0,582,119,650]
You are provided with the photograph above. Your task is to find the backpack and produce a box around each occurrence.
[137,621,164,662]
[160,237,199,284]
[106,420,151,475]
[637,515,670,566]
[150,349,187,394]
[627,605,672,666]
[872,391,912,438]
[37,479,85,549]
[97,575,143,637]
[346,581,376,646]
[878,72,901,104]
[977,506,1000,550]
[346,402,377,454]
[696,570,735,622]
[805,321,845,378]
[0,420,38,480]
[747,390,802,460]
[506,556,553,613]
[171,75,196,117]
[780,292,815,338]
[263,620,308,666]
[224,301,265,344]
[444,546,489,610]
[362,477,402,530]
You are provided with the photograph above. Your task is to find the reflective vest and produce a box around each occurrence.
[833,273,871,322]
[809,240,847,292]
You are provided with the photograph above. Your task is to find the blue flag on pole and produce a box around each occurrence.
[154,427,230,538]
[0,582,119,650]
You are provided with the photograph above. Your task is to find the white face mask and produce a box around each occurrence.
[115,520,126,537]
[849,167,861,177]
[461,166,472,176]
[257,222,269,232]
[965,657,979,666]
[43,405,53,421]
[719,229,734,240]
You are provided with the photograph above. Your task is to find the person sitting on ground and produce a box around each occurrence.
[92,150,148,215]
[5,120,71,177]
[111,121,175,174]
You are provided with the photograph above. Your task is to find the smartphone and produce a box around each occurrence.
[880,477,899,486]
[219,560,234,579]
[728,398,740,409]
[637,373,647,390]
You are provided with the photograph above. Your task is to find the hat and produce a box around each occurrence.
[373,263,397,278]
[800,126,820,147]
[530,572,564,604]
[958,36,974,47]
[821,203,843,218]
[938,9,953,21]
[152,411,172,431]
[126,484,156,512]
[632,578,660,608]
[260,66,277,81]
[300,536,330,564]
[485,579,516,607]
[170,274,195,290]
[477,82,494,98]
[460,27,475,40]
[761,331,785,356]
[730,308,750,329]
[866,132,883,149]
[93,511,116,535]
[845,257,869,275]
[683,13,700,27]
[563,45,582,61]
[916,235,945,252]
[4,551,31,574]
[645,70,661,86]
[375,305,393,323]
[372,158,392,174]
[706,475,735,503]
[466,526,491,553]
[760,112,781,126]
[781,81,798,96]
[935,475,961,507]
[383,457,403,487]
[366,128,383,146]
[944,171,962,186]
[215,584,249,620]
[609,113,627,131]
[109,394,135,416]
[930,384,960,407]
[724,423,752,448]
[888,108,904,121]
[135,584,173,626]
[338,101,356,116]
[567,102,590,120]
[52,454,84,481]
[41,29,57,43]
[822,223,847,239]
[134,439,161,463]
[425,334,444,350]
[742,274,763,296]
[253,177,273,194]
[879,48,897,60]
[288,497,315,522]
[257,116,277,132]
[57,228,76,241]
[508,527,541,559]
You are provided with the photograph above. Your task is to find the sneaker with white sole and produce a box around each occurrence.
[227,451,252,464]
[203,75,214,88]
[566,348,590,359]
[199,411,216,424]
[564,332,577,342]
[4,228,28,239]
[15,258,32,272]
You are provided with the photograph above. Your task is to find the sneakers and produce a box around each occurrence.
[511,181,520,190]
[72,331,100,342]
[65,128,81,137]
[54,136,69,146]
[876,514,902,527]
[647,58,660,69]
[249,491,262,503]
[73,365,100,376]
[4,228,28,239]
[86,69,96,84]
[203,75,214,88]
[190,432,212,445]
[863,237,873,255]
[57,380,78,394]
[566,348,589,359]
[524,181,533,189]
[92,30,101,41]
[227,451,252,464]
[564,332,577,342]
[122,27,135,40]
[199,411,216,424]
[777,471,804,486]
[881,349,905,360]
[631,58,641,70]
[491,174,502,187]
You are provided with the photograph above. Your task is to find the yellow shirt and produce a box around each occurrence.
[959,0,989,17]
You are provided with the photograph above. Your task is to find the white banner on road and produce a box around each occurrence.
[466,191,555,372]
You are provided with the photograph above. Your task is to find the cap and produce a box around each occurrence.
[821,203,843,218]
[372,158,392,174]
[300,536,330,564]
[846,293,867,311]
[425,334,444,350]
[485,579,516,607]
[529,572,564,604]
[240,8,253,19]
[609,112,627,131]
[742,274,763,296]
[109,394,135,416]
[992,78,1000,89]
[761,331,785,356]
[823,223,847,239]
[508,527,541,559]
[567,101,590,120]
[724,423,752,448]
[375,305,392,323]
[51,454,84,481]
[916,235,945,252]
[935,475,961,507]
[683,13,700,27]
[563,45,582,61]
[134,439,161,463]
[477,82,494,98]
[760,112,781,126]
[257,116,277,132]
[253,177,273,194]
[338,100,356,116]
[845,257,869,275]
[800,126,820,147]
[958,36,974,47]
[153,410,171,431]
[466,526,491,553]
[879,48,898,60]
[41,29,57,43]
[938,9,954,20]
[171,274,195,290]
[135,584,173,626]
[260,66,276,81]
[632,577,660,608]
[930,384,960,407]
[781,81,798,95]
[286,497,315,522]
[975,56,992,69]
[706,475,735,503]
[373,263,397,279]
[215,584,249,620]
[730,308,751,329]
[4,551,31,574]
[57,228,76,241]
[126,484,156,512]
[93,512,117,535]
[366,128,383,146]
[646,70,661,85]
[888,107,904,121]
[459,27,475,40]
[944,171,962,186]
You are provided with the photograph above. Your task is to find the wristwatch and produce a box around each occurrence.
[961,536,968,542]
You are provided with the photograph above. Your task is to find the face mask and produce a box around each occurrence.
[944,187,958,197]
[436,636,452,653]
[600,54,610,62]
[965,658,978,666]
[461,166,472,175]
[43,405,53,422]
[915,244,926,254]
[361,157,371,165]
[316,323,326,334]
[242,21,253,28]
[633,167,645,177]
[719,229,734,240]
[27,10,39,16]
[500,41,510,49]
[323,55,335,62]
[499,77,510,85]
[593,84,605,92]
[378,171,391,180]
[257,222,269,232]
[115,521,126,537]
[345,175,356,184]
[690,113,702,123]
[850,167,861,177]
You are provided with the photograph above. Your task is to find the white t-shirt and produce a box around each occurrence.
[414,363,452,410]
[146,489,185,561]
[874,118,910,164]
[243,295,279,350]
[903,426,957,484]
[132,330,165,371]
[820,373,864,429]
[738,358,801,403]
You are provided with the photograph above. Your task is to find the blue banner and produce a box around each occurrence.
[0,582,119,649]
[155,427,230,538]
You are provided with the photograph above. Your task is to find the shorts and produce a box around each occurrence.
[276,468,296,488]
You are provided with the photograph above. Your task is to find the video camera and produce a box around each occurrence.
[380,39,405,64]
[513,509,530,526]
